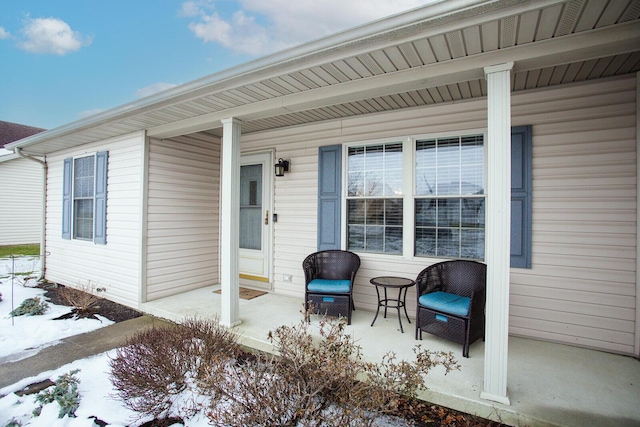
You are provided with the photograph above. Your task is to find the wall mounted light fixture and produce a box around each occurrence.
[274,158,290,177]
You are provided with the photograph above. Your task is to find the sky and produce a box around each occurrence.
[0,0,438,131]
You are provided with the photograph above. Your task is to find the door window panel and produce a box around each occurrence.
[240,164,262,250]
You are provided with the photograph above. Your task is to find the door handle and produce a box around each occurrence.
[264,210,269,225]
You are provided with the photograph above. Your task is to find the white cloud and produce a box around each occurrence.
[135,82,179,98]
[18,17,92,55]
[0,27,10,39]
[182,0,437,55]
[180,1,205,17]
[78,108,104,119]
[188,9,285,56]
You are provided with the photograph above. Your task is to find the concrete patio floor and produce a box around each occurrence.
[140,286,640,427]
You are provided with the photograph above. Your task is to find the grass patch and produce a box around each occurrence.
[0,245,40,258]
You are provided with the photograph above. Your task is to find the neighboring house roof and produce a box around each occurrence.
[6,0,640,156]
[0,120,46,148]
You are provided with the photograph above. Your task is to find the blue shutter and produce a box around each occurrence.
[317,145,342,250]
[94,151,108,245]
[511,126,532,268]
[62,158,72,240]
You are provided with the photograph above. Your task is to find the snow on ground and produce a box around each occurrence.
[0,256,410,427]
[0,257,113,362]
[0,352,151,427]
[0,256,206,427]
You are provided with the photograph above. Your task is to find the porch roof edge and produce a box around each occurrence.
[4,0,517,153]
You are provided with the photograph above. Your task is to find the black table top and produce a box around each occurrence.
[370,276,415,288]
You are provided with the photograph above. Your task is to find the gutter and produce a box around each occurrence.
[14,147,47,281]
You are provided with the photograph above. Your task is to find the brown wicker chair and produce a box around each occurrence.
[303,250,360,324]
[415,260,486,357]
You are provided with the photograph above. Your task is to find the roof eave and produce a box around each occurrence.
[5,0,517,152]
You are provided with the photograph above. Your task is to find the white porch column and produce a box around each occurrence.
[481,62,513,405]
[220,117,242,327]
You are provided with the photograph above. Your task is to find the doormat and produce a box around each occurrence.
[214,287,267,300]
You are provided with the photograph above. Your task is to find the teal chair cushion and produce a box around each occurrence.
[307,279,351,293]
[419,291,470,317]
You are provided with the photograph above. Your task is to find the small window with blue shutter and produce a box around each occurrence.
[62,151,108,244]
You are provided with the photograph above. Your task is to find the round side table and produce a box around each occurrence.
[369,276,416,333]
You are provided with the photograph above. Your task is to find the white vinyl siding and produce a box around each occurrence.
[242,75,636,355]
[0,156,43,245]
[44,132,145,308]
[510,75,637,355]
[145,133,220,301]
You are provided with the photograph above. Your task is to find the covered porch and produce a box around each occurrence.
[6,2,639,424]
[141,287,640,427]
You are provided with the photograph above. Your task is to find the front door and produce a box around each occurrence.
[239,152,272,285]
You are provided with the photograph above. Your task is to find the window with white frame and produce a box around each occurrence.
[73,156,95,240]
[344,133,485,260]
[414,135,485,259]
[346,142,403,254]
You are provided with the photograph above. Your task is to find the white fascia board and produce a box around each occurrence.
[0,153,19,163]
[148,20,640,139]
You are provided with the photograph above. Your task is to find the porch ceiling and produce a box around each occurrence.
[8,0,640,155]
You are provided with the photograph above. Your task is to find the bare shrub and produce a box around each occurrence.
[57,281,106,314]
[109,317,241,421]
[203,352,302,426]
[110,314,459,426]
[203,317,460,427]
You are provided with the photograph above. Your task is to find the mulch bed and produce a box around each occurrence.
[37,282,501,427]
[38,282,142,323]
[393,398,503,426]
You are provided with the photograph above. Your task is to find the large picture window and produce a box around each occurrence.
[328,126,530,265]
[344,134,485,260]
[346,143,403,254]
